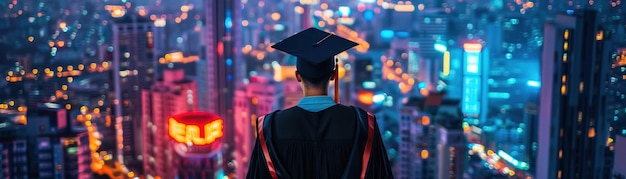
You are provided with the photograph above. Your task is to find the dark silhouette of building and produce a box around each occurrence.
[537,9,613,179]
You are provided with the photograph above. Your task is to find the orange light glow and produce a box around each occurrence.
[59,22,67,29]
[169,118,224,145]
[421,116,430,125]
[420,89,429,96]
[271,13,281,21]
[357,91,374,105]
[463,43,483,52]
[588,128,596,138]
[420,150,429,159]
[18,115,27,125]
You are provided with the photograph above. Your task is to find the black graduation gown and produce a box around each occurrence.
[246,104,394,179]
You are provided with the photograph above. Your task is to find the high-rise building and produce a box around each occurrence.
[415,9,448,60]
[196,59,210,112]
[232,86,249,179]
[608,46,626,139]
[111,14,157,173]
[461,42,489,123]
[423,98,467,179]
[141,69,198,179]
[204,0,242,175]
[0,119,29,179]
[436,119,466,179]
[400,95,465,179]
[537,10,612,179]
[522,93,539,174]
[398,107,438,179]
[233,74,281,179]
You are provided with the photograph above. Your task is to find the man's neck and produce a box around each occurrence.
[303,88,328,97]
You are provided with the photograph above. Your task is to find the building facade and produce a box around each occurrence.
[141,69,198,179]
[436,125,466,179]
[537,10,612,179]
[204,0,242,176]
[398,107,438,179]
[0,105,90,179]
[233,74,281,178]
[111,14,157,173]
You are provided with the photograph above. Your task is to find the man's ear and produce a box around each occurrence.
[295,71,302,82]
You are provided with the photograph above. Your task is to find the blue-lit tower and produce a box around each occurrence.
[461,42,489,124]
[204,0,242,177]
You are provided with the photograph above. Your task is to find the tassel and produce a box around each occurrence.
[334,58,340,104]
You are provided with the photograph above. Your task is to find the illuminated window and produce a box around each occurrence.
[563,42,569,51]
[420,150,429,159]
[421,116,430,125]
[561,85,567,95]
[467,64,478,74]
[596,30,603,41]
[579,82,584,92]
[578,112,583,122]
[564,30,569,40]
[588,128,595,138]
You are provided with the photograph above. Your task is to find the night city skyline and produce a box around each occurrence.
[1,0,625,179]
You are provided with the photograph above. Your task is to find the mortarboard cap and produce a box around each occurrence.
[271,28,359,79]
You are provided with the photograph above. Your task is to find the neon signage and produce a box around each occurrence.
[462,42,483,116]
[168,112,224,146]
[169,118,223,145]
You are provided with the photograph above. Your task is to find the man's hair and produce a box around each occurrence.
[301,72,332,88]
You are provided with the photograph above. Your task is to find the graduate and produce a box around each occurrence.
[246,28,394,179]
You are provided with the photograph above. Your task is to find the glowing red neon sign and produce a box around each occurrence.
[168,112,224,146]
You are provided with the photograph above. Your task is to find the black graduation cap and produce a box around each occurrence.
[271,28,359,79]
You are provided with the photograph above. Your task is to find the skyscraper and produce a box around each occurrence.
[608,46,626,139]
[523,93,539,174]
[204,0,242,176]
[537,10,612,179]
[436,123,465,179]
[233,74,280,179]
[400,96,465,179]
[461,42,489,123]
[415,9,448,60]
[398,107,438,179]
[141,69,198,179]
[434,101,466,179]
[111,14,156,173]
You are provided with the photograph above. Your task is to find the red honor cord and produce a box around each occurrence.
[258,115,278,179]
